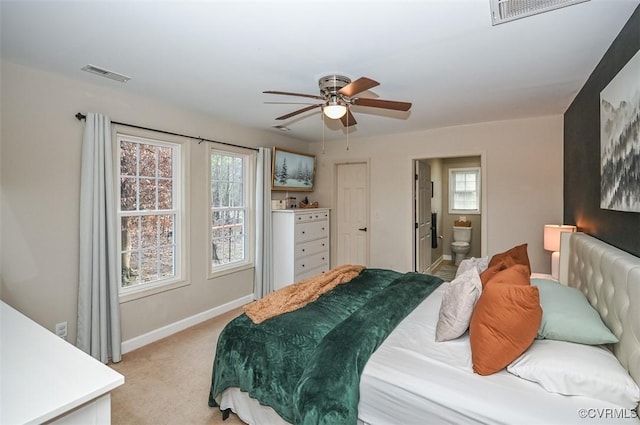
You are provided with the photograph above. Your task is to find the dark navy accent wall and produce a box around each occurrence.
[564,5,640,256]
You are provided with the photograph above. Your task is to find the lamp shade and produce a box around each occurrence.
[543,224,577,252]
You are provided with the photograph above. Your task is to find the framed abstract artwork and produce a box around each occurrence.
[600,49,640,212]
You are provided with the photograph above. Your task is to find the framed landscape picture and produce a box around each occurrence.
[272,147,316,192]
[600,49,640,212]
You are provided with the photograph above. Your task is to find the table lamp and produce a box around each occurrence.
[544,224,577,279]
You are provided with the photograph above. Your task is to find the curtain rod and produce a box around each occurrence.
[75,113,259,152]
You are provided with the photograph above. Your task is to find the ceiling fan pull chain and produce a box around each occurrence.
[346,112,350,151]
[322,113,326,154]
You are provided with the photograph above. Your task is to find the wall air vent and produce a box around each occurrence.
[490,0,590,25]
[81,64,131,83]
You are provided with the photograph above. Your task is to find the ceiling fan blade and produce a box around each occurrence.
[275,104,323,120]
[338,77,380,97]
[340,109,357,127]
[352,97,412,111]
[264,90,325,100]
[265,101,320,105]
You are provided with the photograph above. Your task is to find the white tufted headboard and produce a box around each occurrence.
[558,232,640,386]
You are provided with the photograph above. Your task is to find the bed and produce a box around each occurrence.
[209,232,640,424]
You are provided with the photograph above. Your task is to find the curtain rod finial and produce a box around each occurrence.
[76,113,86,121]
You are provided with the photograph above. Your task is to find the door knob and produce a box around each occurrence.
[358,227,367,232]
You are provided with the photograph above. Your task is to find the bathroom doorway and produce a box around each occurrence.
[413,155,485,273]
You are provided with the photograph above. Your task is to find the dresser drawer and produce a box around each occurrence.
[295,264,330,282]
[295,220,329,242]
[295,210,330,223]
[294,251,329,276]
[296,238,328,257]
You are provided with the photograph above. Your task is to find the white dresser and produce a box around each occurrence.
[1,301,124,425]
[272,208,330,290]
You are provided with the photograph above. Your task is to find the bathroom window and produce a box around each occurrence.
[449,167,481,214]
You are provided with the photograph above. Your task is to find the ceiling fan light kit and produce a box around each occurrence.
[264,74,412,128]
[323,102,347,119]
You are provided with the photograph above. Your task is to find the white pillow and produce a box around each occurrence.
[507,339,640,409]
[435,268,482,342]
[455,256,489,279]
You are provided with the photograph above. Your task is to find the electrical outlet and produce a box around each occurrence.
[55,321,68,339]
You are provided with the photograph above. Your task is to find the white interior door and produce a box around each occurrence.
[336,162,369,266]
[416,160,432,273]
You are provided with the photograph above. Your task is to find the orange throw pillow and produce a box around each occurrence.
[479,256,516,288]
[469,282,542,376]
[488,243,531,276]
[484,264,530,287]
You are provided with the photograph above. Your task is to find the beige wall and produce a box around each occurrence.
[0,60,565,346]
[0,61,307,342]
[310,115,564,274]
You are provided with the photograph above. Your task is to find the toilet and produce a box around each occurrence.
[451,226,472,266]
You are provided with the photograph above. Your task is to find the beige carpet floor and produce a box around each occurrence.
[109,308,248,425]
[108,266,456,425]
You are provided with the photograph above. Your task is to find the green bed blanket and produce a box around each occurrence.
[208,268,443,425]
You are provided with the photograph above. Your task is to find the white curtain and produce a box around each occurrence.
[254,147,273,299]
[77,112,122,363]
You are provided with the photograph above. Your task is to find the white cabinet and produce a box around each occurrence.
[272,208,330,290]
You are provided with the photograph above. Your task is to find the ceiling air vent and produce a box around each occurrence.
[490,0,590,25]
[81,64,131,83]
[272,125,291,132]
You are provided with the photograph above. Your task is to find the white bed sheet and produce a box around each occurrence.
[358,283,638,425]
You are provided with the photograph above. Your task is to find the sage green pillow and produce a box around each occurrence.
[530,278,618,345]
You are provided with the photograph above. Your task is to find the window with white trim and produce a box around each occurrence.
[209,147,254,275]
[449,167,481,214]
[117,134,184,293]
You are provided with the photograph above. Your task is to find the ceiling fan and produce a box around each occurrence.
[263,75,412,127]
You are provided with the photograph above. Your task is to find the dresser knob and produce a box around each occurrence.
[302,231,306,234]
[302,249,305,252]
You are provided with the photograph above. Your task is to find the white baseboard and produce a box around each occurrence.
[422,256,445,274]
[428,256,444,273]
[121,294,254,354]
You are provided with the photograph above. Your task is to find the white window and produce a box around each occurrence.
[117,134,184,294]
[209,147,254,276]
[449,167,481,214]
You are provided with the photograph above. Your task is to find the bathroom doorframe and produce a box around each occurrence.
[412,153,488,272]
